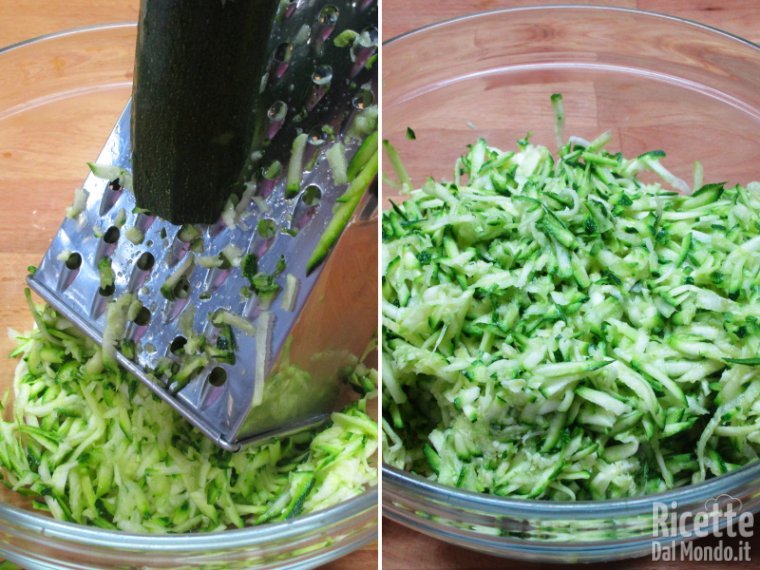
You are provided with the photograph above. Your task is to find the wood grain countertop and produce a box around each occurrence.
[381,0,760,44]
[381,0,760,569]
[0,1,376,569]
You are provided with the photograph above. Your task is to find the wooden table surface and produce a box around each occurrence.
[382,0,760,44]
[0,2,376,569]
[382,0,760,569]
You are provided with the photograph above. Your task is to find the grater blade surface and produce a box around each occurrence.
[28,0,378,451]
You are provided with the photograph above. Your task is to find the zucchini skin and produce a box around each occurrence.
[131,0,276,224]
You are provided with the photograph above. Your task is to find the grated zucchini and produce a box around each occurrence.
[0,304,377,532]
[382,95,760,500]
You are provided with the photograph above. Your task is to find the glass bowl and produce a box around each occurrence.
[382,5,760,563]
[0,24,376,569]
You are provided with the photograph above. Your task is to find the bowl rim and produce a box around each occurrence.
[383,463,760,518]
[0,22,137,55]
[0,21,378,551]
[383,3,760,52]
[381,4,760,516]
[1,488,378,549]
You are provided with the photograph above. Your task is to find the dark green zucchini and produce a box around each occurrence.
[131,0,276,224]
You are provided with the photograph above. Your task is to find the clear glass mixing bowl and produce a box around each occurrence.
[0,23,376,569]
[382,5,760,563]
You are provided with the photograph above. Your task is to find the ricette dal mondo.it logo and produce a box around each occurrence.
[651,495,753,562]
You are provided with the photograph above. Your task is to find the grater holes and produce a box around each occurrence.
[260,158,283,197]
[174,277,191,300]
[303,126,329,167]
[362,25,378,43]
[103,226,120,244]
[64,252,82,271]
[98,284,115,297]
[267,100,288,121]
[127,252,155,293]
[257,218,277,239]
[350,26,378,76]
[274,42,294,63]
[99,180,123,216]
[133,306,151,326]
[343,99,368,133]
[170,336,187,354]
[177,224,202,244]
[167,236,191,267]
[57,252,82,293]
[280,0,297,20]
[313,4,339,52]
[136,252,155,272]
[352,89,374,110]
[164,296,190,324]
[318,5,339,27]
[266,101,288,139]
[291,185,322,232]
[133,213,155,234]
[307,65,333,111]
[308,125,328,146]
[303,185,321,206]
[250,218,277,257]
[208,367,227,387]
[203,267,231,296]
[311,65,333,85]
[96,227,120,259]
[272,42,293,80]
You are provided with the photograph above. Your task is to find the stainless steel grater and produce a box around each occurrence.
[28,0,378,451]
